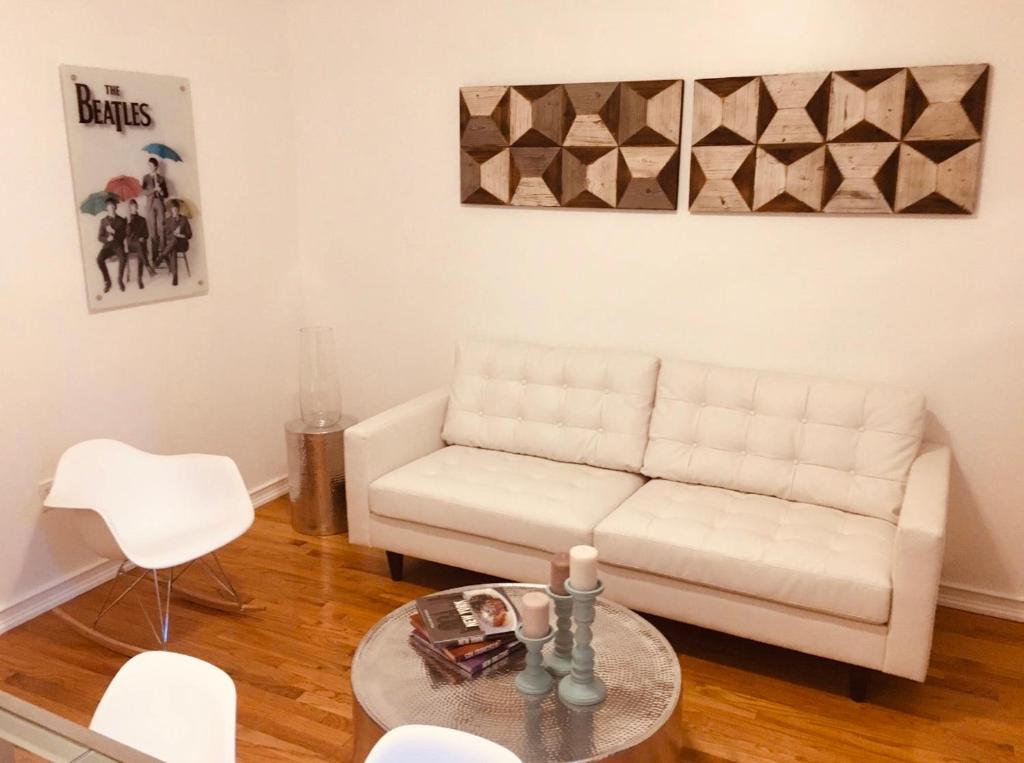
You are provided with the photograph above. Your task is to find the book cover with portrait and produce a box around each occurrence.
[414,587,519,647]
[60,64,207,312]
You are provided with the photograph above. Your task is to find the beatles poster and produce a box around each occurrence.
[60,65,207,312]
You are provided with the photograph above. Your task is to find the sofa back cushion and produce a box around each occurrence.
[642,359,926,522]
[442,339,660,473]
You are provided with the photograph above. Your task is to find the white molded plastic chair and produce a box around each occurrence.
[44,439,257,654]
[365,725,522,763]
[90,651,236,763]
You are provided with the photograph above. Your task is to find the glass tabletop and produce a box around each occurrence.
[0,689,160,763]
[351,584,681,762]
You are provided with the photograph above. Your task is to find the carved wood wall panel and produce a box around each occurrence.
[689,64,989,214]
[461,80,684,210]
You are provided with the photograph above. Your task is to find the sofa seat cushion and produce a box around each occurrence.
[594,479,895,624]
[370,445,646,553]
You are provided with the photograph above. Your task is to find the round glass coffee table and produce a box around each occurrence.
[351,584,681,762]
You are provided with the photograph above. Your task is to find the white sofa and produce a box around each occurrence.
[345,339,949,690]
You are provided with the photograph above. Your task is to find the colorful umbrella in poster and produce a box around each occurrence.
[80,191,119,215]
[105,175,143,201]
[167,197,198,218]
[142,143,183,162]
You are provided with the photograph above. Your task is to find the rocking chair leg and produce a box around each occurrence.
[385,551,404,582]
[52,564,173,657]
[172,553,263,612]
[52,607,146,658]
[849,665,869,702]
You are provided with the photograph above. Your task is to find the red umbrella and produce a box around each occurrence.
[105,175,142,201]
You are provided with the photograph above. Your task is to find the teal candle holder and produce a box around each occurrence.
[558,579,607,707]
[544,585,574,677]
[515,624,555,695]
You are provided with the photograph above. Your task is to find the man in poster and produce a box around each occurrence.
[160,199,192,286]
[125,199,152,289]
[96,197,127,292]
[142,157,167,263]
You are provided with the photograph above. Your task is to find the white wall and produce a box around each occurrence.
[2,0,1021,618]
[288,0,1024,603]
[0,1,301,612]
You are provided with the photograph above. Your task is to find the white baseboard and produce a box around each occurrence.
[938,584,1024,622]
[0,559,124,635]
[250,475,289,508]
[0,475,289,636]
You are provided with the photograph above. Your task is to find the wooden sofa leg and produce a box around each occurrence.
[849,665,869,702]
[385,551,404,582]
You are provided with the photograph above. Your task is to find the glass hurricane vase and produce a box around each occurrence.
[299,326,342,429]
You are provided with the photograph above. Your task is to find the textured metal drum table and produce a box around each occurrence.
[285,416,356,535]
[350,584,682,762]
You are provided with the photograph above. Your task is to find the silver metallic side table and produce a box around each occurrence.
[285,416,357,535]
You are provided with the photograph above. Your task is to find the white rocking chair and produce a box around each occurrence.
[44,439,258,655]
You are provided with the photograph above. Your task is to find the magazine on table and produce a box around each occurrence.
[414,587,519,647]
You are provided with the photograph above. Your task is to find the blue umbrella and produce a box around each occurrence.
[80,191,119,215]
[142,143,183,162]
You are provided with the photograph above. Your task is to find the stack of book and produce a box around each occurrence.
[410,586,523,677]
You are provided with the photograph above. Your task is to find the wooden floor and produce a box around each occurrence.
[1,497,1021,762]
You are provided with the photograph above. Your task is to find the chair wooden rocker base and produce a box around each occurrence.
[53,553,262,657]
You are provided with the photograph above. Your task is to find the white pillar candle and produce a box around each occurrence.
[521,591,550,639]
[569,545,599,591]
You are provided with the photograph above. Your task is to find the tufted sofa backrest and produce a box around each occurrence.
[642,359,926,523]
[442,339,660,473]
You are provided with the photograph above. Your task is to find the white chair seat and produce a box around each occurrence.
[90,651,236,763]
[370,445,645,552]
[594,479,895,624]
[45,439,254,569]
[366,724,521,763]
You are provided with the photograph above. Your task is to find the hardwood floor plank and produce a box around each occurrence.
[0,497,1020,762]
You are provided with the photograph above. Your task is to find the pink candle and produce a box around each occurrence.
[521,591,550,639]
[550,552,571,595]
[569,545,599,591]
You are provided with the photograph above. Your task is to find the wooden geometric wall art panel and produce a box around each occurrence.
[562,147,618,208]
[510,85,568,147]
[617,147,680,209]
[460,79,683,210]
[564,82,619,147]
[460,148,510,205]
[753,145,827,212]
[511,147,561,207]
[618,80,683,146]
[827,69,906,142]
[689,63,989,215]
[894,141,981,213]
[460,87,510,148]
[758,72,830,145]
[823,142,899,213]
[693,77,762,146]
[689,146,755,211]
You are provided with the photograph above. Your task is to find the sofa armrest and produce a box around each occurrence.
[345,388,448,546]
[883,441,951,681]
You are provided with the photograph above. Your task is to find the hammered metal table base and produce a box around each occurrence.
[350,585,682,762]
[352,694,682,762]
